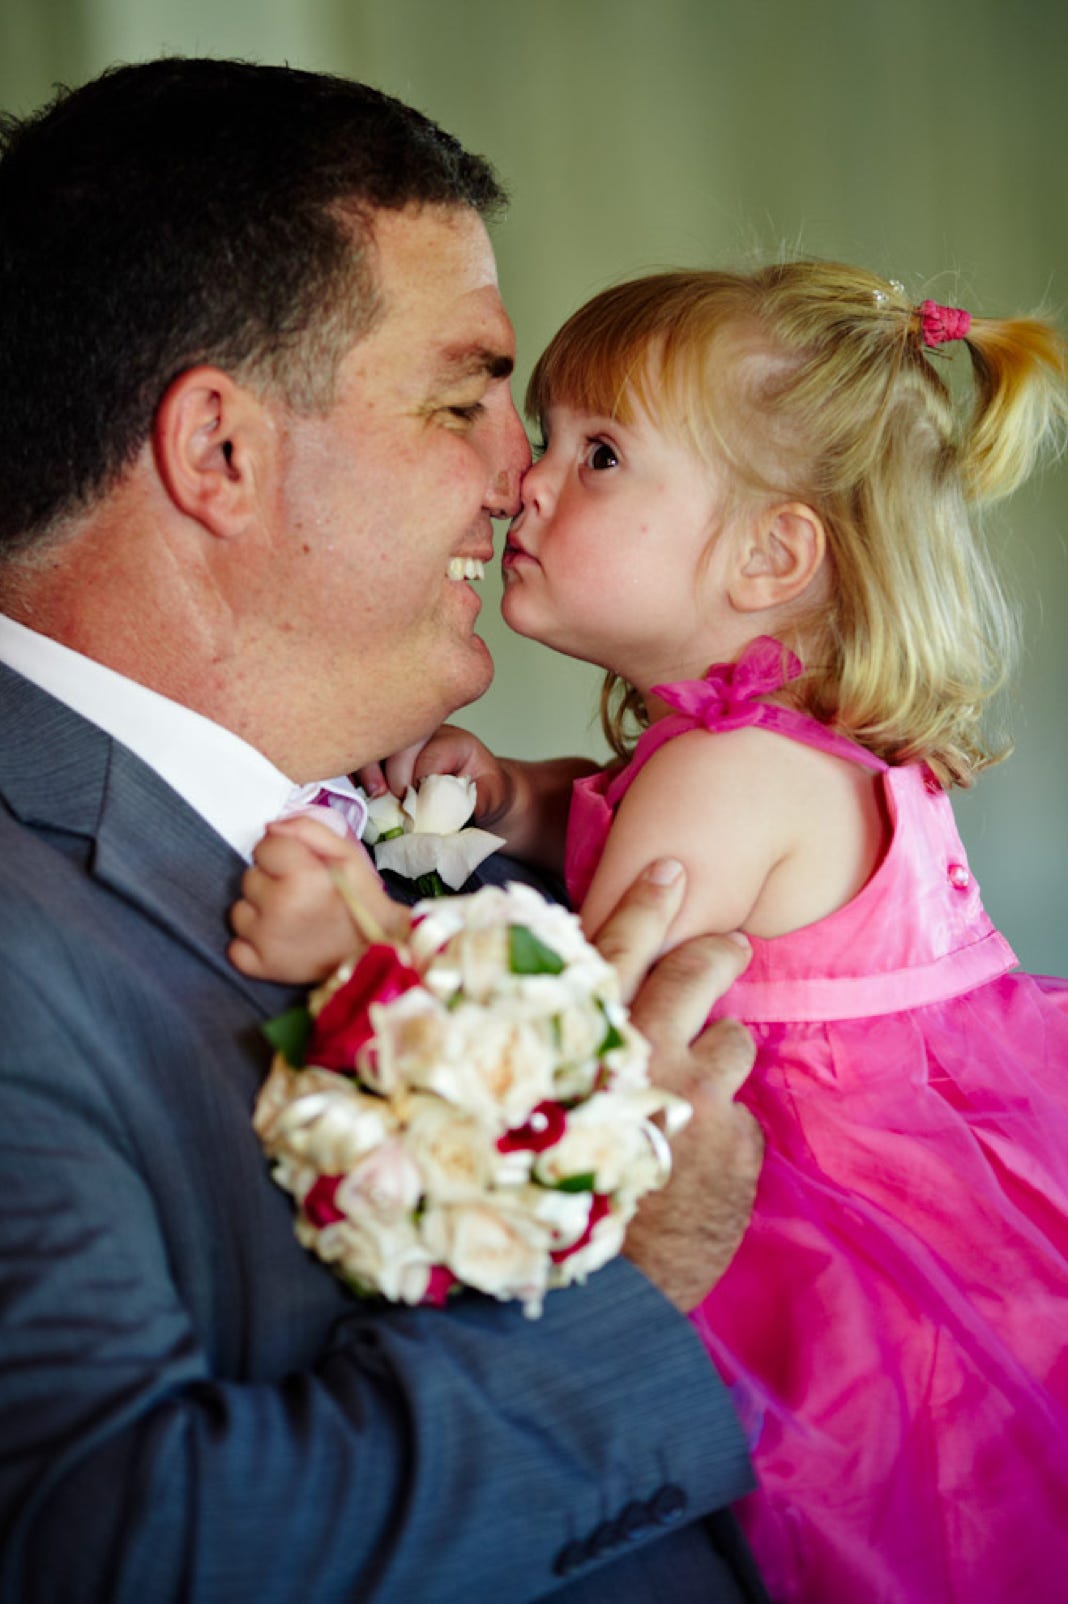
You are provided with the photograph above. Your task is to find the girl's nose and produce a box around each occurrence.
[519,452,552,516]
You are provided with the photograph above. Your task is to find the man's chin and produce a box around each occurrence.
[449,634,494,710]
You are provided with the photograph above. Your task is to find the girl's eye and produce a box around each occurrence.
[585,439,619,471]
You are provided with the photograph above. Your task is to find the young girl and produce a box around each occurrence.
[232,262,1068,1603]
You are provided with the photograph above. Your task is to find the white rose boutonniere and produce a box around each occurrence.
[255,881,691,1318]
[363,773,506,894]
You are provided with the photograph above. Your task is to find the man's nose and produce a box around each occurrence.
[485,402,532,519]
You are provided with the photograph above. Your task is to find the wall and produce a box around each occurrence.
[2,0,1065,968]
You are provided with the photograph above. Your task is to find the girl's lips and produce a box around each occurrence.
[502,532,536,570]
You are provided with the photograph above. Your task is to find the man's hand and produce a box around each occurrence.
[589,859,763,1312]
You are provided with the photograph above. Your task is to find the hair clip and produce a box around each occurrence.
[920,299,972,347]
[873,279,906,307]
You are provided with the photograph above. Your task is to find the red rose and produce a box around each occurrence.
[421,1265,459,1307]
[303,1175,346,1227]
[307,945,423,1072]
[497,1100,567,1154]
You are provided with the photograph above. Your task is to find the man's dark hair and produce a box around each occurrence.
[0,57,507,553]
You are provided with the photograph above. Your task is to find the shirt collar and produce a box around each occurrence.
[0,615,356,861]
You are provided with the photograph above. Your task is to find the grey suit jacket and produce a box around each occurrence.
[0,662,766,1603]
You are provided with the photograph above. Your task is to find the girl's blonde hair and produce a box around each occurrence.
[526,263,1067,785]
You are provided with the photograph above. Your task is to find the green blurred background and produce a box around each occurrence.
[2,0,1064,970]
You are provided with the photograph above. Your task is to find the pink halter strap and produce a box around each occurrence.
[603,637,887,810]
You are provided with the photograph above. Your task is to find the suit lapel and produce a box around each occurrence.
[0,661,300,1018]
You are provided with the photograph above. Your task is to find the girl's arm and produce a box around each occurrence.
[580,727,801,946]
[581,723,887,946]
[359,725,598,879]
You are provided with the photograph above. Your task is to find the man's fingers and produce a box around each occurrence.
[588,859,687,1002]
[686,1017,758,1104]
[628,931,751,1046]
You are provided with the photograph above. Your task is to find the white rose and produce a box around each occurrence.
[367,776,505,891]
[440,921,511,1004]
[554,996,614,1067]
[254,1062,369,1147]
[420,1199,550,1311]
[550,1205,628,1287]
[268,1153,319,1204]
[263,1081,396,1174]
[532,1094,663,1194]
[374,825,505,891]
[361,790,407,846]
[335,1137,424,1221]
[301,1214,434,1304]
[252,1057,306,1144]
[418,1004,556,1129]
[368,987,453,1094]
[404,774,477,835]
[403,1094,496,1202]
[407,899,468,961]
[524,1184,598,1251]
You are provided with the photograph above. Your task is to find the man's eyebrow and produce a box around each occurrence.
[434,346,515,383]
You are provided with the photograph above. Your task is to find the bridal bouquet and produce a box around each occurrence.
[254,878,690,1318]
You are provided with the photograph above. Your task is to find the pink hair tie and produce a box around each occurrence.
[920,298,972,347]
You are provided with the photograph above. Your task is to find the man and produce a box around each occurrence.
[0,59,764,1601]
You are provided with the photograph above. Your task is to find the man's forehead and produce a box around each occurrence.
[358,205,516,380]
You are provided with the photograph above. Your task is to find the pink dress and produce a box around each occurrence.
[567,638,1068,1604]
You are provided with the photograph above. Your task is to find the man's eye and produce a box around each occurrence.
[447,401,486,425]
[585,439,619,470]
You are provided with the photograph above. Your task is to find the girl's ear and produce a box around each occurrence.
[728,501,826,613]
[151,366,272,539]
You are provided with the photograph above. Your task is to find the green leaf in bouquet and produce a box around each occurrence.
[509,924,566,975]
[598,1005,625,1055]
[263,1005,313,1068]
[554,1171,597,1193]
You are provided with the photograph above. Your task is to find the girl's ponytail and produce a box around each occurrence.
[942,308,1068,503]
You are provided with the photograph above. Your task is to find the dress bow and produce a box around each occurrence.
[652,636,804,732]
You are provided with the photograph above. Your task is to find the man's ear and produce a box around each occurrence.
[728,502,826,613]
[152,366,271,538]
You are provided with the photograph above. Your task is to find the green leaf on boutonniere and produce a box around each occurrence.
[555,1172,597,1193]
[263,1005,313,1068]
[509,925,566,975]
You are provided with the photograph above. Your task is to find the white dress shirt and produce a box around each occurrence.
[0,615,364,860]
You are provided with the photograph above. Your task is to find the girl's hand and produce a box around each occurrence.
[356,725,515,830]
[358,726,599,877]
[228,816,408,984]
